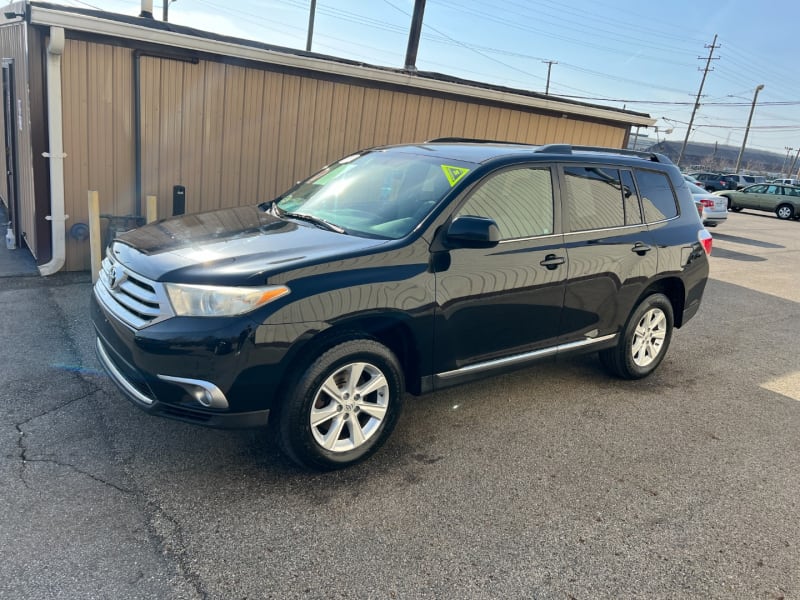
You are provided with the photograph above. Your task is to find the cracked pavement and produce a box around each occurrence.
[1,212,799,599]
[1,274,198,600]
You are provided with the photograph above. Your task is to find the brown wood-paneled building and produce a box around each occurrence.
[0,1,654,274]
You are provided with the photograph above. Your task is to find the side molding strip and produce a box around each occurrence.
[435,334,617,380]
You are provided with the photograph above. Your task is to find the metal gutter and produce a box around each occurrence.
[27,4,655,128]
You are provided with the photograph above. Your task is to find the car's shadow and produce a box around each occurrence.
[711,231,785,249]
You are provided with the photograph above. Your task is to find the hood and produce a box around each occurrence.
[111,206,389,284]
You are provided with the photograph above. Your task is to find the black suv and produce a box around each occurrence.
[92,141,711,470]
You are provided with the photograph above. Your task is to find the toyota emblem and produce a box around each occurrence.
[108,265,126,290]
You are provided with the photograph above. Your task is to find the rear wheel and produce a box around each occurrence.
[277,338,404,471]
[599,293,674,380]
[776,204,794,220]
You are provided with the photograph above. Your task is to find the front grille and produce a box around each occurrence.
[95,253,174,330]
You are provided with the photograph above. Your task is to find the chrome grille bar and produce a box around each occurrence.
[95,253,174,330]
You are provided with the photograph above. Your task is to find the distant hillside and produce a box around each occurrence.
[645,140,790,175]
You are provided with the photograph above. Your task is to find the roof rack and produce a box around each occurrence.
[572,145,671,163]
[424,137,529,145]
[536,144,672,164]
[422,139,674,165]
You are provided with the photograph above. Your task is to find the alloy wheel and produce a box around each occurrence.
[630,308,667,367]
[309,361,390,452]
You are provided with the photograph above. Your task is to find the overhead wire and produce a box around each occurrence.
[108,0,798,151]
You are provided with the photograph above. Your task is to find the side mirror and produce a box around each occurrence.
[445,216,501,248]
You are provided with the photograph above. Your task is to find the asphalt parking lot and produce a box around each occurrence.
[1,210,798,599]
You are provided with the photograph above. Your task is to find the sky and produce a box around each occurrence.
[58,0,800,162]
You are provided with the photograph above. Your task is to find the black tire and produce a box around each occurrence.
[277,338,404,471]
[730,206,743,212]
[776,204,794,220]
[599,293,674,380]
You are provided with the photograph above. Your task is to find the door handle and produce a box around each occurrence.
[631,242,652,256]
[539,254,565,270]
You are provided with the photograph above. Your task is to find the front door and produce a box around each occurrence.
[433,165,566,378]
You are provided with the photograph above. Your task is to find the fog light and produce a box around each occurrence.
[192,387,215,407]
[157,374,229,409]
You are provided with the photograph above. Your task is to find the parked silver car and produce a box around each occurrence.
[687,181,727,227]
[724,174,761,190]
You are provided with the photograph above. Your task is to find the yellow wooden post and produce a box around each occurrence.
[146,195,158,224]
[88,190,101,283]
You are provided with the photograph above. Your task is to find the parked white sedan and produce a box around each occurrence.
[687,181,727,227]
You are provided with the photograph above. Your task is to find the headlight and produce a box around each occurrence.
[165,283,290,317]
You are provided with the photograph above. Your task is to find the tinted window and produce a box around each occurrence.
[457,167,554,240]
[620,170,643,225]
[563,166,625,232]
[635,169,679,222]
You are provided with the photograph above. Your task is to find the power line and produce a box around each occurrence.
[677,35,720,167]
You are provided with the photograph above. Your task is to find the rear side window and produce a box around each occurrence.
[635,169,679,223]
[563,166,629,232]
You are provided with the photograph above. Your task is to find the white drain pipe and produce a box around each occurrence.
[38,26,67,276]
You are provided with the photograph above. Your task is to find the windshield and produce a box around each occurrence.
[274,151,473,239]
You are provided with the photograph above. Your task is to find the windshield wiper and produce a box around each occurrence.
[280,210,347,234]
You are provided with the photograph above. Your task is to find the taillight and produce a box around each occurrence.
[699,229,712,255]
[700,199,714,208]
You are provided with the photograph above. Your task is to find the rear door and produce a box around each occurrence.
[558,165,659,344]
[759,185,783,211]
[433,164,566,375]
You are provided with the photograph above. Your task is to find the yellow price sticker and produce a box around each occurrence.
[441,165,470,187]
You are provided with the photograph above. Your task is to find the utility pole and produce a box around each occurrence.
[542,60,557,95]
[734,84,764,173]
[404,0,426,71]
[677,34,720,168]
[788,147,800,178]
[162,0,174,22]
[782,146,794,176]
[306,0,316,52]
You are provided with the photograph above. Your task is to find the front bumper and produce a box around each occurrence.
[95,335,270,428]
[91,288,281,429]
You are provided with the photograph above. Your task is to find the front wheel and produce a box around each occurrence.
[776,204,794,220]
[599,293,674,380]
[277,339,404,470]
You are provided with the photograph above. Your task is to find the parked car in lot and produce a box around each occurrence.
[688,181,727,227]
[690,172,737,192]
[724,173,758,190]
[716,183,800,220]
[771,178,800,186]
[683,173,701,186]
[91,141,711,470]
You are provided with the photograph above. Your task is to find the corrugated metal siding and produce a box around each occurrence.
[0,23,36,257]
[62,40,135,271]
[60,41,628,271]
